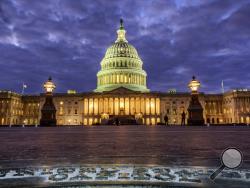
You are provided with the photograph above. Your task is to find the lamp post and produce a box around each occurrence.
[187,76,205,126]
[40,77,57,126]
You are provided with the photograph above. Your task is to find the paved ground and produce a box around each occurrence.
[0,126,249,169]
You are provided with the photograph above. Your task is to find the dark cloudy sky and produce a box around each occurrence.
[0,0,250,94]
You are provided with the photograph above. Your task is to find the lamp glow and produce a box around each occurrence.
[188,76,201,93]
[43,77,56,94]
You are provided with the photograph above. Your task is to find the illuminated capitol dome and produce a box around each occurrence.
[95,19,149,92]
[1,19,250,126]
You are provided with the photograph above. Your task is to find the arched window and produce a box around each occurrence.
[207,118,210,124]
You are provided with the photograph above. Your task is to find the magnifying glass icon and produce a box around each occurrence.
[210,148,243,180]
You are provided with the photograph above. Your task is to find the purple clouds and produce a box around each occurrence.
[0,0,249,93]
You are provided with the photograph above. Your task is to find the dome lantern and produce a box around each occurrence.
[188,76,201,94]
[43,76,56,94]
[115,18,128,43]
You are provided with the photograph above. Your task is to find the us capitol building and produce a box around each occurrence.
[1,20,250,126]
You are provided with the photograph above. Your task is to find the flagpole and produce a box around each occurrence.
[21,83,24,95]
[221,80,224,94]
[21,83,27,95]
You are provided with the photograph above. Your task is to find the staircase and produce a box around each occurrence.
[106,115,138,125]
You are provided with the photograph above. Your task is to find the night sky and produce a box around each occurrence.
[0,0,250,94]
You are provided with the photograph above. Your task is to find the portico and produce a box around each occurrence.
[83,88,161,125]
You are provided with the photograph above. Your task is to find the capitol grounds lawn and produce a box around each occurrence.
[0,125,249,169]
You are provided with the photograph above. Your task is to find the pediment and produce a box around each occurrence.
[105,87,138,94]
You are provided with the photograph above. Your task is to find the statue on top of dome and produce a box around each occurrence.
[116,19,127,43]
[120,18,124,30]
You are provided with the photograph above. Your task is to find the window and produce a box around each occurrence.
[166,109,170,114]
[207,118,210,124]
[75,109,78,114]
[59,107,63,115]
[173,109,177,115]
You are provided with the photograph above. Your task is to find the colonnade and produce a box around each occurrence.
[235,97,250,113]
[98,73,146,86]
[83,97,160,125]
[84,97,160,115]
[205,101,223,114]
[84,97,160,116]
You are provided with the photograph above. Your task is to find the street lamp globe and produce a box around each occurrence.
[188,76,200,93]
[43,77,56,94]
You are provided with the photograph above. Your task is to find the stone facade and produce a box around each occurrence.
[1,89,250,126]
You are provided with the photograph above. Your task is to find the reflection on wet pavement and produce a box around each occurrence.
[0,126,249,187]
[0,126,249,168]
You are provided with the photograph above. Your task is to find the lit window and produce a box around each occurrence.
[59,107,63,115]
[173,109,177,115]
